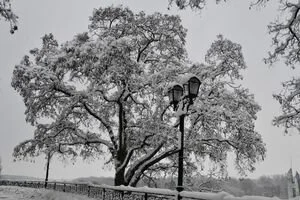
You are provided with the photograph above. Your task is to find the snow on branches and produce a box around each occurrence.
[265,1,300,67]
[167,0,270,10]
[167,0,225,10]
[12,6,265,186]
[262,1,300,132]
[273,78,300,133]
[0,0,18,33]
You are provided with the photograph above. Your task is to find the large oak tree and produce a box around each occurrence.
[12,6,265,186]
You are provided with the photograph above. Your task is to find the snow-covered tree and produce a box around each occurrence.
[13,139,77,186]
[0,0,18,33]
[12,6,265,186]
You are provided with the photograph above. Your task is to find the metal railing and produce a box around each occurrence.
[0,179,182,200]
[0,179,283,200]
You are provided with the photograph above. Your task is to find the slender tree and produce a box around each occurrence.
[44,151,52,188]
[13,138,77,186]
[12,6,265,186]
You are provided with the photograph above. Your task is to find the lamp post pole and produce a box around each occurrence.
[168,76,201,194]
[177,114,185,192]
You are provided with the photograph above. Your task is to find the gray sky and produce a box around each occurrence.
[0,0,299,180]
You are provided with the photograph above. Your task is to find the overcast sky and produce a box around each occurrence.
[1,0,300,180]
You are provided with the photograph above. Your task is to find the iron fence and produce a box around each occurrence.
[0,179,282,200]
[0,179,185,200]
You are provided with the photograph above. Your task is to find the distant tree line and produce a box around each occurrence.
[221,175,288,199]
[154,174,288,199]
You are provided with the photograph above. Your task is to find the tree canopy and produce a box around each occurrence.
[12,6,265,186]
[13,138,77,163]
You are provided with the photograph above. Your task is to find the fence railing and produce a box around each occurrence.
[0,179,182,200]
[0,179,282,200]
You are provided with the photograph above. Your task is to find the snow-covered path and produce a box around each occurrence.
[0,186,93,200]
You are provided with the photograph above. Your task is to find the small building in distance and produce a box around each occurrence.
[287,168,300,199]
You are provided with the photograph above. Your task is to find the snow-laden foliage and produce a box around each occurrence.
[273,78,300,133]
[167,0,268,10]
[265,1,300,67]
[13,125,79,165]
[0,0,18,33]
[12,6,265,186]
[13,138,78,162]
[13,138,78,184]
[167,0,225,10]
[167,0,300,134]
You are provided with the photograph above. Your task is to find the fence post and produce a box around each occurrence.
[121,190,124,200]
[144,192,148,200]
[75,184,77,193]
[54,182,56,190]
[176,191,182,200]
[63,183,66,192]
[88,185,91,197]
[102,188,106,200]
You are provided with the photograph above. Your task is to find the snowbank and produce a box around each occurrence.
[0,186,95,200]
[0,183,290,200]
[95,185,283,200]
[181,190,281,200]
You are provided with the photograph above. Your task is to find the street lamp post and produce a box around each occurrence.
[168,76,201,193]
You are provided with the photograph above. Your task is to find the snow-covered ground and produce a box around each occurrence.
[0,186,94,200]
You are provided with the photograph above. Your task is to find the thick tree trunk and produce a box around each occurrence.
[114,148,128,186]
[129,179,139,187]
[114,101,129,186]
[114,168,126,186]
